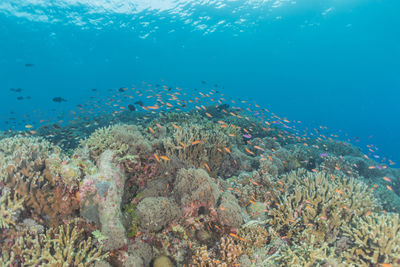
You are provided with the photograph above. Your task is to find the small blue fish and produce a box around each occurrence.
[320,153,328,157]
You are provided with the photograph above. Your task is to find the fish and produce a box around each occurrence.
[383,176,391,182]
[53,97,67,103]
[243,134,252,139]
[128,104,136,111]
[160,156,170,161]
[25,63,34,67]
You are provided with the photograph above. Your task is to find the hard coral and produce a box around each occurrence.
[0,136,79,226]
[11,221,108,266]
[174,168,220,211]
[161,119,235,177]
[0,187,24,229]
[81,124,152,167]
[343,212,400,265]
[265,169,379,244]
[136,197,180,232]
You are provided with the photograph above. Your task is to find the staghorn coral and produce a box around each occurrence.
[0,188,25,229]
[265,169,379,244]
[10,221,108,266]
[270,231,341,267]
[160,119,238,177]
[342,212,400,265]
[0,136,79,226]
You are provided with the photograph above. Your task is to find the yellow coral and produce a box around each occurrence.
[343,212,400,265]
[265,169,379,244]
[11,221,108,266]
[0,189,24,228]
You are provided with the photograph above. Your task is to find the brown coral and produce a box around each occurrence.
[0,136,79,226]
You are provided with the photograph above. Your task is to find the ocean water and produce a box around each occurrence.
[1,0,399,266]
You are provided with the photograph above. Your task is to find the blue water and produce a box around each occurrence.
[0,0,399,166]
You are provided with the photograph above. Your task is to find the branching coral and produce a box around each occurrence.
[11,221,108,266]
[159,118,239,177]
[342,212,400,265]
[265,169,379,245]
[270,231,340,267]
[0,188,24,229]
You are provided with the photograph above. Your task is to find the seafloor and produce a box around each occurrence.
[0,86,399,267]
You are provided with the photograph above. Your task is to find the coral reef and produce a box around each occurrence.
[1,99,399,267]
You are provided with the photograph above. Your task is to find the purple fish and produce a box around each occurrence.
[320,153,328,157]
[243,134,252,139]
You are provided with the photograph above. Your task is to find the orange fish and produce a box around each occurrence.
[245,148,255,155]
[383,176,392,182]
[204,163,210,172]
[191,140,201,145]
[172,123,180,130]
[254,145,265,151]
[224,147,231,154]
[148,126,154,133]
[179,142,186,148]
[335,189,344,195]
[160,156,170,161]
[205,112,213,118]
[387,185,393,191]
[154,154,160,162]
